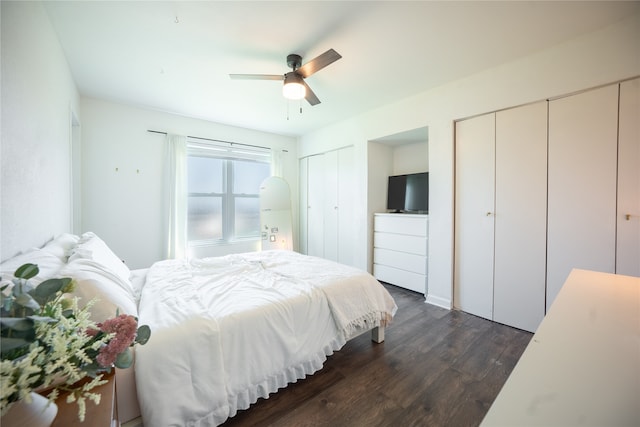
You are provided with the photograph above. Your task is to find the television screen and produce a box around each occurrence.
[405,172,428,212]
[386,172,428,213]
[386,175,407,211]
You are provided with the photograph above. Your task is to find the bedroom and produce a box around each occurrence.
[1,1,639,426]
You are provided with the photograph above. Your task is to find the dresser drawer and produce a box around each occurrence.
[374,248,427,275]
[374,232,427,256]
[373,264,426,294]
[374,214,428,236]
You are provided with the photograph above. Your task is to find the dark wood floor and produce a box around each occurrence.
[222,283,533,427]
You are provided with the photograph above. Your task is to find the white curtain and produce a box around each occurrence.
[271,149,286,177]
[164,134,187,259]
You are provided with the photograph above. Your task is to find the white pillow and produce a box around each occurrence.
[0,249,66,284]
[41,233,80,261]
[69,232,131,283]
[61,258,138,323]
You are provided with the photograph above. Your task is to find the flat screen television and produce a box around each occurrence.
[387,172,428,213]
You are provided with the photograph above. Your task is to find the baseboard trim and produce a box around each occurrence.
[425,294,451,309]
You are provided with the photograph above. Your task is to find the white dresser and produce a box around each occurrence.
[373,213,428,294]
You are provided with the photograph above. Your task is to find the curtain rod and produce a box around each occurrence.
[147,129,273,151]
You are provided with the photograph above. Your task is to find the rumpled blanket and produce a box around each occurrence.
[136,250,397,426]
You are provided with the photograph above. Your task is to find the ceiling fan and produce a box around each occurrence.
[229,49,342,106]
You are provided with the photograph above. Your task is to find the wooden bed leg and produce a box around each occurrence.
[371,326,385,343]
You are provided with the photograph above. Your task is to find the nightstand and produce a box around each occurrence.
[51,370,118,427]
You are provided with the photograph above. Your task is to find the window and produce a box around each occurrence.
[187,140,270,245]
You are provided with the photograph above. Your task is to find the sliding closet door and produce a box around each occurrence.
[493,102,547,332]
[337,146,355,266]
[323,150,339,262]
[454,113,495,320]
[547,84,619,311]
[617,78,640,277]
[299,157,309,253]
[306,154,325,258]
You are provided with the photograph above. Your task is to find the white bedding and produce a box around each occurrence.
[135,250,397,427]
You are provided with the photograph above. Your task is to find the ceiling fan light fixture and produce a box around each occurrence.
[282,73,306,100]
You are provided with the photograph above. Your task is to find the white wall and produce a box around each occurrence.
[392,142,429,175]
[80,98,298,269]
[0,1,80,261]
[300,11,640,308]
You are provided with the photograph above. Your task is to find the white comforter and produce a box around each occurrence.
[135,250,397,427]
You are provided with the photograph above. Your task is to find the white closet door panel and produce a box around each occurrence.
[617,78,640,277]
[306,155,325,258]
[374,232,427,256]
[337,146,355,266]
[299,157,309,254]
[374,214,428,236]
[547,84,619,311]
[374,248,427,275]
[373,264,425,293]
[323,150,339,262]
[454,113,495,320]
[493,102,548,332]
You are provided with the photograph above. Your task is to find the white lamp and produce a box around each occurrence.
[282,72,306,100]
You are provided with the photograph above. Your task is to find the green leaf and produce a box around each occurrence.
[114,347,133,368]
[14,293,40,311]
[32,278,69,303]
[27,315,57,324]
[0,317,34,331]
[14,264,39,280]
[135,325,151,345]
[0,336,32,354]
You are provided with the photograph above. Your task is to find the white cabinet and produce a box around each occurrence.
[454,101,547,332]
[300,146,355,266]
[373,213,427,294]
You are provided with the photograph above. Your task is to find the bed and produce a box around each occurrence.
[0,232,397,426]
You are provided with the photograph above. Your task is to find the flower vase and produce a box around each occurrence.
[0,393,58,427]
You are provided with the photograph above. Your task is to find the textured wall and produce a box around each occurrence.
[1,1,80,260]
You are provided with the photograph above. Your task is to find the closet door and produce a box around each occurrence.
[299,157,309,254]
[547,84,619,311]
[454,113,495,320]
[323,150,339,262]
[493,102,547,332]
[337,146,355,266]
[617,78,640,277]
[306,154,325,258]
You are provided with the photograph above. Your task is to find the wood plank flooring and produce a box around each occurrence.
[222,283,533,427]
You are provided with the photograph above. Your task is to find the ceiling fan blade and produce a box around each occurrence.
[302,80,320,106]
[229,74,283,80]
[297,49,342,78]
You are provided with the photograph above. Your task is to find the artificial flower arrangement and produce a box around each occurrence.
[0,263,150,421]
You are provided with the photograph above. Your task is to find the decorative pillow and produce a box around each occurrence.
[0,248,66,284]
[41,233,80,261]
[61,258,138,323]
[69,232,131,284]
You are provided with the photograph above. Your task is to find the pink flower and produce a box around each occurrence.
[95,314,138,367]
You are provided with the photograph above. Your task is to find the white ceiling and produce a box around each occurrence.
[43,1,639,137]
